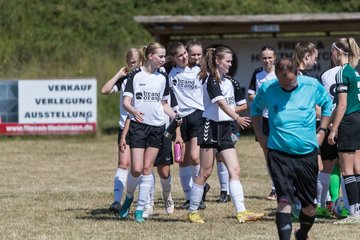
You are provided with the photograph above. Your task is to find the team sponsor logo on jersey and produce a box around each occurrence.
[173,79,197,90]
[135,91,161,101]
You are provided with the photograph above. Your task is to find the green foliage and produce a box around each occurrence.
[0,0,358,131]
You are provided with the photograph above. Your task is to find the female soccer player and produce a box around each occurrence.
[118,42,182,222]
[101,48,139,215]
[248,45,277,201]
[328,37,360,224]
[186,46,263,223]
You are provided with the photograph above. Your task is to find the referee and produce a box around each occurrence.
[251,58,332,240]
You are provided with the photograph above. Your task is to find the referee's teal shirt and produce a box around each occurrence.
[251,76,332,155]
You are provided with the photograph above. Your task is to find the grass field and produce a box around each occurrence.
[0,135,357,240]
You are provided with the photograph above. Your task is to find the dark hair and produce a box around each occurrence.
[186,40,202,52]
[292,41,317,67]
[167,41,185,57]
[260,45,275,53]
[275,58,297,75]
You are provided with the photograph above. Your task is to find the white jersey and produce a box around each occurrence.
[248,67,276,118]
[112,76,128,129]
[168,65,204,117]
[123,67,170,126]
[321,66,341,111]
[202,74,246,122]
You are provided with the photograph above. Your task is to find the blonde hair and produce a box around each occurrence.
[138,42,165,66]
[126,48,139,66]
[334,37,360,67]
[199,46,232,83]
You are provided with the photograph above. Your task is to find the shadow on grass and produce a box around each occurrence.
[68,207,187,223]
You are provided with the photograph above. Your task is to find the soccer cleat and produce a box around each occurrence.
[186,212,205,224]
[164,193,175,214]
[181,199,190,210]
[333,215,360,225]
[118,197,133,219]
[236,210,264,223]
[294,228,310,240]
[266,189,277,201]
[202,183,211,202]
[339,208,349,218]
[218,191,231,203]
[134,210,145,223]
[143,204,154,218]
[198,200,206,210]
[316,206,331,218]
[108,201,121,216]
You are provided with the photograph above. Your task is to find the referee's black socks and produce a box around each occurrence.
[296,211,315,240]
[276,212,292,240]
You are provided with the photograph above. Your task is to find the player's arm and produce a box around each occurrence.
[101,67,128,95]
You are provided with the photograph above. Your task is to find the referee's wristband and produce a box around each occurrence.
[317,127,327,134]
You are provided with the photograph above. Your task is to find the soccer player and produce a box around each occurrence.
[251,57,332,240]
[167,41,209,210]
[328,37,360,224]
[119,42,183,223]
[186,46,263,224]
[101,48,139,215]
[248,45,277,201]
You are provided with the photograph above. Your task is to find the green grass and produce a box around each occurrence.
[0,135,357,239]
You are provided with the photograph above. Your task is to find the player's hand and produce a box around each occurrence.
[327,130,337,145]
[133,111,144,123]
[119,138,127,153]
[236,116,251,129]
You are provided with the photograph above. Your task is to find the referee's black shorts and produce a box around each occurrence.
[267,148,318,208]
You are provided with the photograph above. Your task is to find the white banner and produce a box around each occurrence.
[18,79,97,124]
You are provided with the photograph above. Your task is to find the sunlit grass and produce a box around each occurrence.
[0,135,357,239]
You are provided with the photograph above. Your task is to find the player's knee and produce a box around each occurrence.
[302,205,316,217]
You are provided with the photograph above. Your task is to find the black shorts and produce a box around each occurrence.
[267,148,318,208]
[337,112,360,152]
[117,127,130,145]
[180,109,204,142]
[255,117,269,141]
[197,118,234,152]
[320,129,338,160]
[128,121,165,149]
[315,121,338,160]
[154,136,173,166]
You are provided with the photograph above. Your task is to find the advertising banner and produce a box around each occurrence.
[0,79,97,135]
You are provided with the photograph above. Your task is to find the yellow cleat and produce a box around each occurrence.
[236,210,264,223]
[186,212,205,224]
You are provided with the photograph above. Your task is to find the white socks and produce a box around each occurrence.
[230,180,246,213]
[217,162,229,193]
[189,183,204,213]
[113,168,128,203]
[125,172,140,199]
[145,172,156,206]
[161,175,172,200]
[136,174,153,211]
[191,164,200,180]
[317,172,330,207]
[179,166,192,200]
